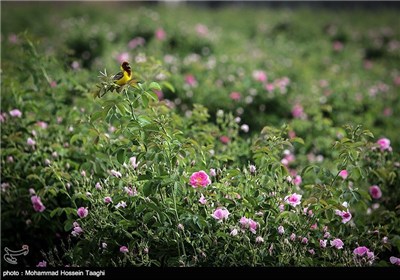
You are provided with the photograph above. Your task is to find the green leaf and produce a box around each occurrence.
[149,82,161,91]
[50,208,62,218]
[138,115,152,127]
[115,102,128,115]
[162,81,175,93]
[319,199,328,207]
[131,231,144,238]
[352,166,362,181]
[64,220,74,232]
[145,90,158,101]
[143,211,155,224]
[290,137,304,145]
[143,181,154,197]
[301,165,317,177]
[302,197,318,205]
[64,208,76,216]
[91,111,105,122]
[276,211,291,221]
[143,94,149,108]
[362,130,374,139]
[137,173,153,181]
[70,134,81,144]
[116,149,126,164]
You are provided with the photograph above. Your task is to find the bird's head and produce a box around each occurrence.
[121,61,131,72]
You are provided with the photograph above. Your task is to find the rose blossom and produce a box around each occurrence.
[124,186,137,196]
[230,228,238,236]
[110,169,122,178]
[199,194,207,205]
[255,236,264,243]
[353,246,369,256]
[241,124,250,133]
[31,196,46,212]
[36,121,48,129]
[338,170,348,179]
[209,168,216,177]
[27,137,36,147]
[36,260,47,267]
[9,109,22,118]
[129,156,139,169]
[212,208,230,221]
[293,175,302,186]
[77,207,88,218]
[185,74,197,87]
[71,226,83,237]
[369,185,382,199]
[376,137,391,151]
[252,70,267,82]
[335,210,352,224]
[389,256,400,266]
[292,104,305,119]
[189,171,211,188]
[330,238,344,249]
[229,92,241,101]
[120,246,129,253]
[115,201,127,209]
[104,197,113,204]
[239,217,258,234]
[249,164,256,173]
[284,193,302,207]
[219,135,230,144]
[155,28,166,40]
[95,182,102,190]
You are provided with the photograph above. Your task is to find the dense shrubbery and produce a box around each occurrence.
[1,3,400,267]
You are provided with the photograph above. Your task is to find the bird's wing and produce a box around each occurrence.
[113,71,124,81]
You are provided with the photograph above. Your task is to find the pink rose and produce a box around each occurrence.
[9,109,22,118]
[338,170,348,179]
[199,194,207,205]
[104,197,113,204]
[189,171,211,188]
[330,238,344,249]
[120,246,129,253]
[31,196,46,212]
[353,246,369,256]
[369,185,382,199]
[211,208,230,221]
[284,193,302,207]
[376,138,391,151]
[77,207,88,218]
[389,256,400,266]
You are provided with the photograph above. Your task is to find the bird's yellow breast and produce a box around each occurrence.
[115,71,132,86]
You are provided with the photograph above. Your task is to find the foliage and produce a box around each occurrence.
[1,3,399,267]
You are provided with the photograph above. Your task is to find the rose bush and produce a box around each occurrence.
[1,3,399,267]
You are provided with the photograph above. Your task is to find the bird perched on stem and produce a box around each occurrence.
[95,61,140,98]
[113,61,132,86]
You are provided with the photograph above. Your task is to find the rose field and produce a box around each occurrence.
[1,1,400,268]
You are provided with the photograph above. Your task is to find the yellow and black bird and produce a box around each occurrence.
[113,61,132,86]
[95,61,140,97]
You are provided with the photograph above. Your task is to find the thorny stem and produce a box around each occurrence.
[123,87,138,122]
